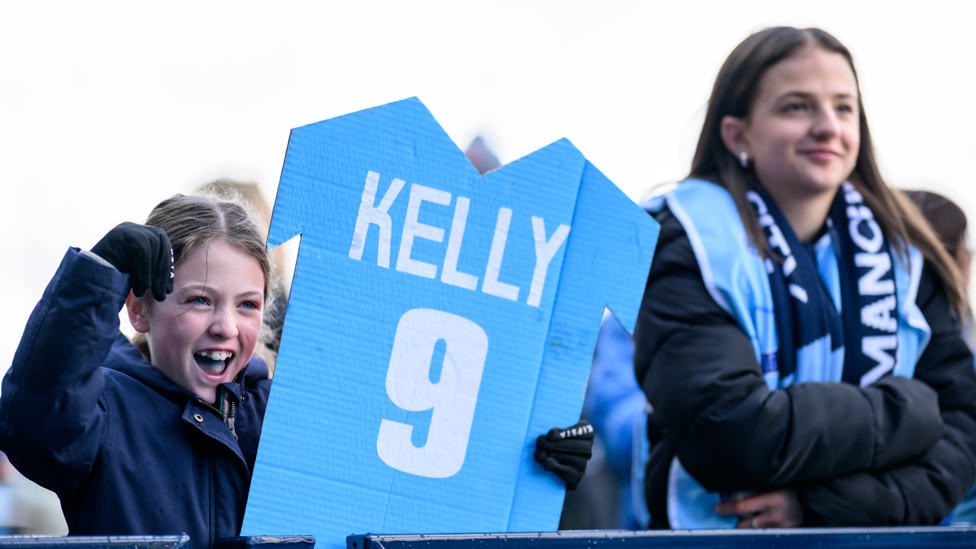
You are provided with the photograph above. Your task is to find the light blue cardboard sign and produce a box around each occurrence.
[241,97,659,548]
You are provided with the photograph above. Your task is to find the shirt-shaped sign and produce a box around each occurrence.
[242,98,658,548]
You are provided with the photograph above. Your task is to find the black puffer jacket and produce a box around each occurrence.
[634,207,976,527]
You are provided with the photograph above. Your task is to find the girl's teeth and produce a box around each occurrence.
[197,351,233,361]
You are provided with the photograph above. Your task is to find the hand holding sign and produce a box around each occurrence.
[534,421,594,490]
[241,98,658,549]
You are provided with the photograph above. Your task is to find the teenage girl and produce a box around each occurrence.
[634,27,976,528]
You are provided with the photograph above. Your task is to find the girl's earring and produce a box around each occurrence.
[739,151,749,168]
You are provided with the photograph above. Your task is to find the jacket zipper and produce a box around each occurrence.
[228,400,237,440]
[196,397,238,441]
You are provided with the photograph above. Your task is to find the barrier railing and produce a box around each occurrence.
[347,528,976,549]
[5,529,975,549]
[0,536,190,549]
[0,536,314,549]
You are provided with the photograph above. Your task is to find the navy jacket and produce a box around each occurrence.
[0,249,271,549]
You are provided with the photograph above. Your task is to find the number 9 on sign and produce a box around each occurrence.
[377,308,489,478]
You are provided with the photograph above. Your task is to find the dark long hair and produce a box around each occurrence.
[691,26,964,316]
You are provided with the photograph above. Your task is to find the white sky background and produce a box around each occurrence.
[1,1,974,379]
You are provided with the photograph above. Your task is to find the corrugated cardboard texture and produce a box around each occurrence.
[241,98,659,549]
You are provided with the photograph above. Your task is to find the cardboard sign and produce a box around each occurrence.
[241,98,658,548]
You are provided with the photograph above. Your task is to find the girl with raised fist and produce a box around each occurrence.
[0,193,277,549]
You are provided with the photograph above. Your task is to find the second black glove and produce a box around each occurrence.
[91,222,174,301]
[533,420,594,490]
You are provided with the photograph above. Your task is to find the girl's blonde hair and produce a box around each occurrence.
[131,192,280,372]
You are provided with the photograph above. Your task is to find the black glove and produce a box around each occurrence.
[91,222,174,301]
[534,420,593,490]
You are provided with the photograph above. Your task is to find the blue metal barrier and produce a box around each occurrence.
[0,536,314,549]
[215,537,315,549]
[347,528,976,549]
[0,536,190,549]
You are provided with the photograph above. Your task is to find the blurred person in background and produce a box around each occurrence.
[464,136,502,175]
[901,190,976,524]
[634,26,976,528]
[577,312,647,529]
[0,451,69,534]
[903,191,974,348]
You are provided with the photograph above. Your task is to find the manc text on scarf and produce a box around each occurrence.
[747,182,899,388]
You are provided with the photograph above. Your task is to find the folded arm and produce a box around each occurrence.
[798,262,976,525]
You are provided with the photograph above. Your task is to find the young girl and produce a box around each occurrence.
[0,194,277,549]
[634,27,976,528]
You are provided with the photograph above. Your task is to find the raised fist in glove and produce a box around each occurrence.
[91,222,174,301]
[534,420,594,490]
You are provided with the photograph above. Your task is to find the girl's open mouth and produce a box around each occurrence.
[195,350,234,376]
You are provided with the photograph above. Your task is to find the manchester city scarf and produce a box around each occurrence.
[748,182,899,387]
